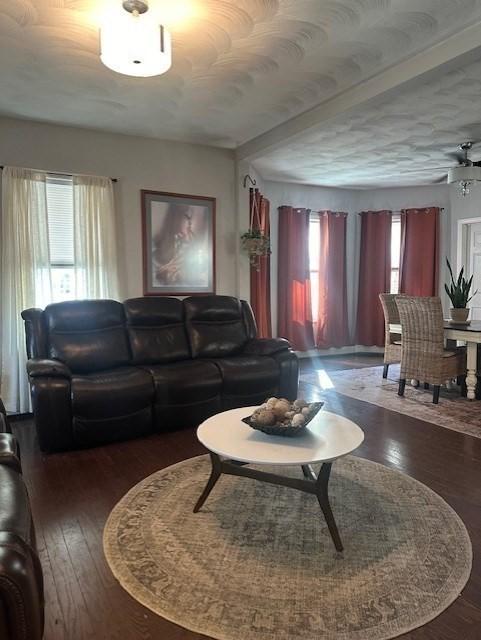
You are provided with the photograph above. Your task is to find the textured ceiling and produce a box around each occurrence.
[254,56,481,188]
[2,0,481,148]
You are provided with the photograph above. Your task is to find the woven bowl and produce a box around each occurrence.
[242,401,324,437]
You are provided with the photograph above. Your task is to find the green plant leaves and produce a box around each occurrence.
[445,257,477,308]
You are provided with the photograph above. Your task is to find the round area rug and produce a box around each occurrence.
[103,455,472,640]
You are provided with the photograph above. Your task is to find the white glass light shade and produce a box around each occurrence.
[447,165,481,184]
[100,11,171,77]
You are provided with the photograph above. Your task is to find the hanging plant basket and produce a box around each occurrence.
[241,229,271,270]
[241,188,271,271]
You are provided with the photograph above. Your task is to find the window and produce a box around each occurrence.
[391,215,401,293]
[309,214,320,322]
[45,175,75,304]
[1,166,119,411]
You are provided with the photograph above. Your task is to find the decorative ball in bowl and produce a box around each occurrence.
[242,398,324,437]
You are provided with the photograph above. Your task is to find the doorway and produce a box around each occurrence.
[458,217,481,321]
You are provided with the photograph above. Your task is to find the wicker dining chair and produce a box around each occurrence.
[379,293,402,379]
[396,295,466,404]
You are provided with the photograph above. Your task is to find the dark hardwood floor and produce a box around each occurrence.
[12,355,481,640]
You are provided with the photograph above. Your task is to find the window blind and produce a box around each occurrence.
[46,175,74,266]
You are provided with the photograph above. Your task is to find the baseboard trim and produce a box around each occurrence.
[296,346,384,358]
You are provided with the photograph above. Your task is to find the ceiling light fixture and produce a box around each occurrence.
[447,142,481,197]
[100,0,172,77]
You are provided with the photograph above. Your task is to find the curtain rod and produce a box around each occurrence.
[0,165,118,183]
[285,207,347,214]
[283,207,445,215]
[310,209,348,214]
[357,207,445,215]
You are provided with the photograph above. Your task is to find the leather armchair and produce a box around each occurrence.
[23,296,299,452]
[0,406,44,640]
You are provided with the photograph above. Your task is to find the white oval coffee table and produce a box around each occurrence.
[195,406,364,552]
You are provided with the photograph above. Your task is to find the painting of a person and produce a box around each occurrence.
[151,201,210,289]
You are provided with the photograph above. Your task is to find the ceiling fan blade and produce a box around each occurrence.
[390,165,453,175]
[446,151,465,164]
[432,175,448,184]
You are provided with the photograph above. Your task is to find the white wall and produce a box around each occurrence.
[1,114,465,324]
[449,182,481,270]
[0,116,237,300]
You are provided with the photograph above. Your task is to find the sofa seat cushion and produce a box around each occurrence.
[142,360,222,405]
[71,367,154,419]
[212,356,280,396]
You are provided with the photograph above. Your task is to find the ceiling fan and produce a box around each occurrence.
[441,142,481,194]
[381,142,481,196]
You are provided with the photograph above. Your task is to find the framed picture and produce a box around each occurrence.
[141,190,216,296]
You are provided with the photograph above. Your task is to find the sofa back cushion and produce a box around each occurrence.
[184,296,248,358]
[124,297,190,364]
[44,300,130,373]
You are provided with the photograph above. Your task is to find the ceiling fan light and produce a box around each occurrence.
[459,181,472,197]
[100,8,171,77]
[447,165,481,184]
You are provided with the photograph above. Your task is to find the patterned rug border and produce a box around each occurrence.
[300,364,481,440]
[103,454,473,640]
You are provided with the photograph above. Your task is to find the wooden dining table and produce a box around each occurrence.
[389,320,481,400]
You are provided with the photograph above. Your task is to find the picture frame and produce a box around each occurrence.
[141,190,216,296]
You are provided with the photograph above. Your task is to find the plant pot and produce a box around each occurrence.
[449,307,470,324]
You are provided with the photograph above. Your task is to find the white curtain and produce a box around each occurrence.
[73,175,119,299]
[0,167,51,412]
[0,167,120,413]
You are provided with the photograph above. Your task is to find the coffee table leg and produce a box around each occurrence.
[316,463,343,552]
[193,452,222,513]
[194,456,344,551]
[301,464,313,480]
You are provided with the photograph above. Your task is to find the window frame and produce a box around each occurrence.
[391,213,401,294]
[45,174,76,303]
[309,212,321,325]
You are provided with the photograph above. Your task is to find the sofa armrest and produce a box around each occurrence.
[0,539,45,640]
[0,434,21,473]
[0,465,44,640]
[271,350,299,401]
[29,376,74,453]
[0,414,11,435]
[243,338,291,356]
[27,360,74,453]
[27,359,71,379]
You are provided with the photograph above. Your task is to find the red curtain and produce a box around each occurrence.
[317,211,350,348]
[356,210,392,347]
[249,188,272,338]
[400,207,440,296]
[277,206,315,351]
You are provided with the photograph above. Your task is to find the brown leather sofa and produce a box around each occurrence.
[0,402,44,639]
[22,295,298,452]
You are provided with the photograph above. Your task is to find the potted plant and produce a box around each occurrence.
[445,258,477,324]
[241,229,271,271]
